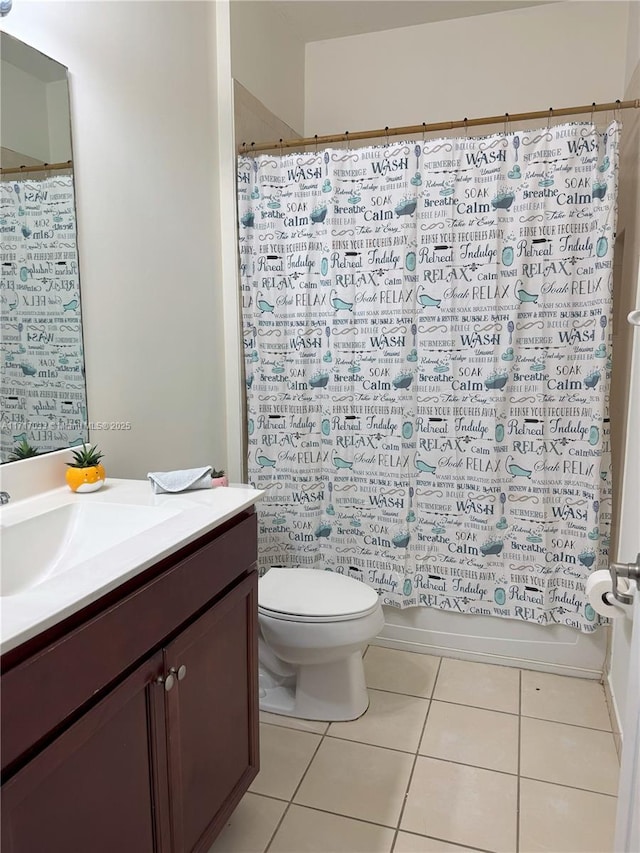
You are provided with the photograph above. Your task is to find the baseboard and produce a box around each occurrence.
[604,669,624,761]
[374,605,607,679]
[371,635,603,680]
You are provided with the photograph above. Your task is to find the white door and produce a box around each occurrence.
[614,302,640,852]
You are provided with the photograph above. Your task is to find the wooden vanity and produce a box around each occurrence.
[1,507,259,853]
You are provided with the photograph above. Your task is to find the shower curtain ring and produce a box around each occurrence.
[422,122,427,142]
[547,107,553,129]
[385,126,389,145]
[615,98,622,124]
[463,118,468,137]
[314,134,318,153]
[279,138,283,155]
[345,131,350,151]
[591,102,596,124]
[504,113,509,135]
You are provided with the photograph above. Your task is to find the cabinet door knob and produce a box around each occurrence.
[169,665,187,682]
[155,673,176,692]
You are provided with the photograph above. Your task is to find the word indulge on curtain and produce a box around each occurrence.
[238,121,618,633]
[0,176,86,459]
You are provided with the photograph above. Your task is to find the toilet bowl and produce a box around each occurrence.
[258,568,384,722]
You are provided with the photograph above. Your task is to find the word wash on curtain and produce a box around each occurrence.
[238,121,618,633]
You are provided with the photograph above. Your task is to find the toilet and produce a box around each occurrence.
[258,568,384,721]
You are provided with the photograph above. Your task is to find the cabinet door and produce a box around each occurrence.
[1,652,170,853]
[164,571,259,853]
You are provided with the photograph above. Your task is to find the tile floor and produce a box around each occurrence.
[209,647,619,853]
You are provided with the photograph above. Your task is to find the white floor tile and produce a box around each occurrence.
[249,724,321,800]
[401,756,518,853]
[328,689,429,752]
[433,658,519,714]
[294,738,413,827]
[207,793,286,853]
[520,778,617,852]
[419,700,518,774]
[269,804,395,852]
[364,645,440,697]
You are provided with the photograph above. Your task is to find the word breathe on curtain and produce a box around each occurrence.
[238,121,618,633]
[0,175,86,459]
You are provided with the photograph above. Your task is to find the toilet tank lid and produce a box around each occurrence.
[258,568,380,618]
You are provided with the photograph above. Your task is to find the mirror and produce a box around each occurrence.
[0,32,88,462]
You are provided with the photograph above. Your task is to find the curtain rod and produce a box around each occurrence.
[239,99,640,154]
[0,160,73,176]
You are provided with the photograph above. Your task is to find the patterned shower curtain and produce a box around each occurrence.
[238,121,618,633]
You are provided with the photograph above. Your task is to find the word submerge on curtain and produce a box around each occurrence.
[238,121,619,634]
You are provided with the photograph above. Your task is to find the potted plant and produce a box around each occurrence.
[66,444,106,493]
[8,439,39,462]
[211,468,228,488]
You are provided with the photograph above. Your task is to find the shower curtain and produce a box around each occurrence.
[238,121,618,633]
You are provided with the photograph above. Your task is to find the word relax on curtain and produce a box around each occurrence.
[238,121,618,633]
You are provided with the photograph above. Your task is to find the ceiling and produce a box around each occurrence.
[244,0,554,42]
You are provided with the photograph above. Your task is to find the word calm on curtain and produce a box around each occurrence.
[238,121,618,633]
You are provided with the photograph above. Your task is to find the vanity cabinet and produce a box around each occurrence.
[1,510,259,853]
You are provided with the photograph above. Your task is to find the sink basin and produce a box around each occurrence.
[1,502,180,597]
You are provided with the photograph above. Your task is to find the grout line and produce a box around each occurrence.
[259,716,329,735]
[276,800,403,833]
[519,712,614,734]
[516,668,522,853]
[519,775,619,799]
[360,685,440,702]
[322,735,416,757]
[410,752,519,779]
[394,829,497,853]
[248,790,291,805]
[391,656,443,852]
[429,696,520,718]
[262,695,615,734]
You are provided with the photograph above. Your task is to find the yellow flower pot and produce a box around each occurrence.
[66,463,106,493]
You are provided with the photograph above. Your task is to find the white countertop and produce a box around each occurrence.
[0,479,262,655]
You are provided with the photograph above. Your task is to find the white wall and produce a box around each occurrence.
[624,0,640,91]
[305,2,629,135]
[1,2,228,479]
[231,0,305,134]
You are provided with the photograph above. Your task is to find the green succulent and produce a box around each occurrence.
[8,439,39,461]
[67,444,104,468]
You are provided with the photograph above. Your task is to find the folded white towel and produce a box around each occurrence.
[147,466,213,494]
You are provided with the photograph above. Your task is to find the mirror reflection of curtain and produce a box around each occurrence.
[238,121,618,634]
[0,174,87,460]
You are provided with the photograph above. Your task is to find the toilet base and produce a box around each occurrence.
[258,651,370,722]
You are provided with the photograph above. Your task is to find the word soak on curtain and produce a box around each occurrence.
[238,121,618,633]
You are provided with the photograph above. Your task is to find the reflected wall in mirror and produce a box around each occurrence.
[1,32,88,462]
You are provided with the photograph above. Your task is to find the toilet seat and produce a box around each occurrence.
[258,567,380,623]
